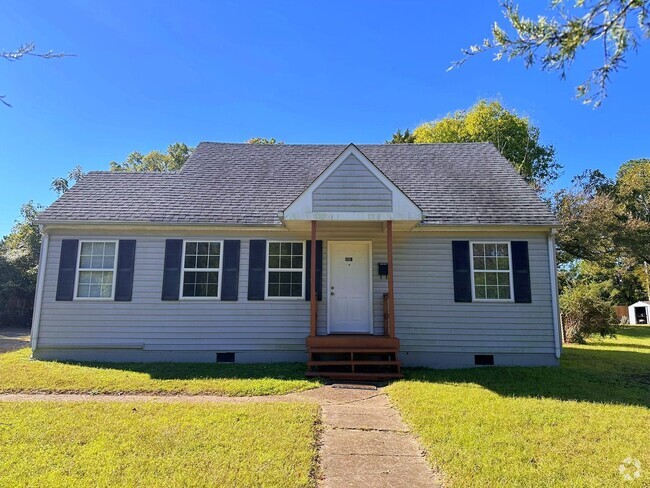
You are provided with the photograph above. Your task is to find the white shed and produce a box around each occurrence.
[628,301,650,325]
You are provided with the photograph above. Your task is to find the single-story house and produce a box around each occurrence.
[31,142,562,379]
[629,301,649,325]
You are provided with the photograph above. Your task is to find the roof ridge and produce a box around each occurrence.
[196,141,496,147]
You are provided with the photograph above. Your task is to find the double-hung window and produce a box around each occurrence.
[75,241,118,299]
[471,242,513,301]
[266,241,305,298]
[181,241,223,298]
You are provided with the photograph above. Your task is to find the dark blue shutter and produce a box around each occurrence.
[305,240,323,301]
[247,240,266,300]
[221,240,240,301]
[511,241,532,303]
[161,239,183,301]
[115,240,136,302]
[56,239,79,301]
[452,241,472,302]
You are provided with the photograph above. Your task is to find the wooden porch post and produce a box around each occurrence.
[387,220,396,338]
[310,220,317,337]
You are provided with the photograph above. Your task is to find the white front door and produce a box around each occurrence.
[328,241,372,334]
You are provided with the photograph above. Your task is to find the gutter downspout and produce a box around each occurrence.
[30,228,49,354]
[547,229,562,359]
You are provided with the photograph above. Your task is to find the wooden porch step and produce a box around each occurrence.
[307,360,401,367]
[306,371,403,380]
[307,348,398,354]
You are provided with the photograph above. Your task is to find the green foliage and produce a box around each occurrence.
[452,0,650,106]
[411,100,560,190]
[51,165,84,195]
[555,158,650,265]
[110,142,193,172]
[560,281,618,343]
[386,128,415,144]
[0,202,42,326]
[245,137,282,144]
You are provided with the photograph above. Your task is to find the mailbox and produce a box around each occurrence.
[378,262,389,278]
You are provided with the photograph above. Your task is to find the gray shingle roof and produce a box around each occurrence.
[37,142,557,226]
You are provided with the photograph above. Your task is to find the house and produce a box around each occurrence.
[628,301,649,325]
[31,142,562,379]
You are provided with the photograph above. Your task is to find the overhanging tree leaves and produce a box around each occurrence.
[402,100,561,190]
[451,1,650,107]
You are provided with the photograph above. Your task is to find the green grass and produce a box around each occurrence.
[0,401,319,487]
[386,326,650,487]
[0,348,320,396]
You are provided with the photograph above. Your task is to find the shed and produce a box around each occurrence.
[628,301,650,325]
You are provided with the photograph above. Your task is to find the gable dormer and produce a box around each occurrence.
[283,144,422,223]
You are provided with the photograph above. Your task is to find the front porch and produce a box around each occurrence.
[305,219,403,380]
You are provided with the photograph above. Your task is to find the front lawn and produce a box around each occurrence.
[0,401,319,487]
[387,327,650,487]
[0,348,320,396]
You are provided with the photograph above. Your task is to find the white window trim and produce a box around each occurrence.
[180,239,224,300]
[469,241,515,303]
[264,240,306,300]
[73,239,119,301]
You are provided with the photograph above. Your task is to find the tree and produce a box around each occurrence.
[451,1,650,107]
[0,201,43,326]
[2,42,72,107]
[407,100,561,190]
[387,129,415,144]
[246,137,282,144]
[554,158,650,306]
[110,143,193,172]
[559,281,618,343]
[51,165,85,195]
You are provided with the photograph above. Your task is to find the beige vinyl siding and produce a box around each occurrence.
[312,154,392,212]
[36,224,554,357]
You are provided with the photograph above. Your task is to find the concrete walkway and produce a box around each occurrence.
[310,385,443,488]
[0,384,443,487]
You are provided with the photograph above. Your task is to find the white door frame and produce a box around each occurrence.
[326,240,374,334]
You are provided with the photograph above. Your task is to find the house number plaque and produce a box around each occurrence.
[345,257,353,262]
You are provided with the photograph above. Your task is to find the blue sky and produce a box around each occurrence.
[1,0,649,236]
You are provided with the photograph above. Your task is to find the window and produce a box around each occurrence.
[471,242,513,301]
[76,241,118,299]
[181,241,222,298]
[266,241,305,298]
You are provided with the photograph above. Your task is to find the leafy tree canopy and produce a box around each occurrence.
[246,137,283,144]
[398,100,561,190]
[554,158,650,303]
[452,0,650,107]
[110,142,193,172]
[386,129,415,144]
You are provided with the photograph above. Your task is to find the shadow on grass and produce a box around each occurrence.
[403,347,650,408]
[57,359,314,382]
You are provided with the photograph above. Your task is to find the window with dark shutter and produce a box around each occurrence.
[511,241,532,303]
[221,240,240,301]
[452,241,472,302]
[161,239,183,300]
[115,240,136,301]
[247,240,267,300]
[55,239,79,301]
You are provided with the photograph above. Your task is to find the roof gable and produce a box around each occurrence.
[283,144,422,222]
